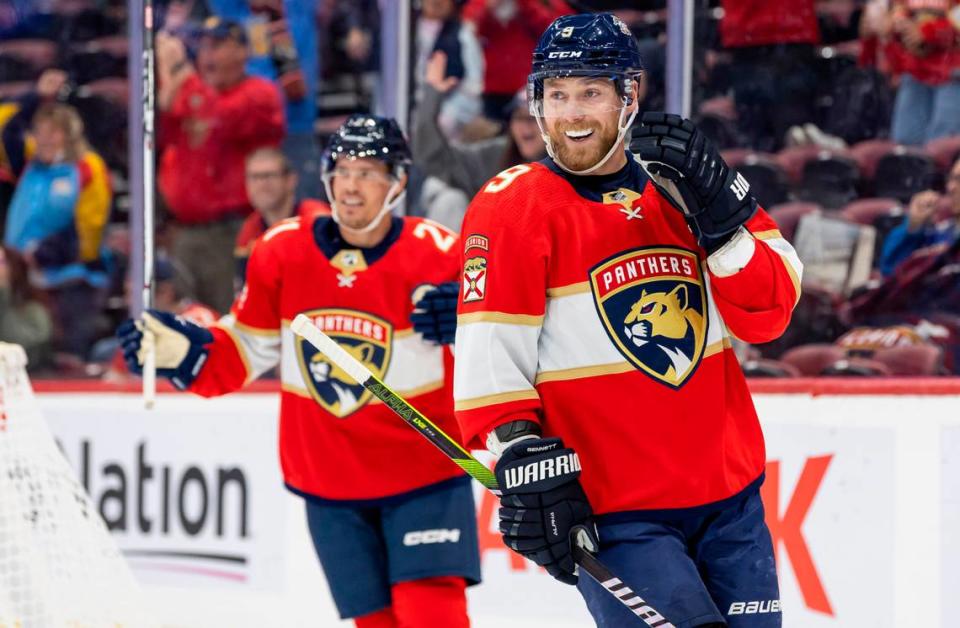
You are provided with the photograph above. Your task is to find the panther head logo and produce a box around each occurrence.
[308,342,377,415]
[622,285,704,382]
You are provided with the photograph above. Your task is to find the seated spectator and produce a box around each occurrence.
[413,51,546,204]
[462,0,571,123]
[156,19,285,314]
[0,245,52,369]
[236,147,328,284]
[415,0,485,141]
[884,0,960,145]
[879,155,960,275]
[2,100,112,359]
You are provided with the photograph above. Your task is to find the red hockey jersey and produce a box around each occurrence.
[454,160,803,516]
[190,214,466,501]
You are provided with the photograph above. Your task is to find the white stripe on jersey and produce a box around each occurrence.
[214,320,281,383]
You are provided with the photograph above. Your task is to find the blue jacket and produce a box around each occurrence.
[879,216,958,277]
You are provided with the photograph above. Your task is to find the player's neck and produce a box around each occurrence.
[339,214,393,249]
[587,143,628,176]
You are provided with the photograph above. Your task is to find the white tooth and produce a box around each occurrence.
[565,129,593,139]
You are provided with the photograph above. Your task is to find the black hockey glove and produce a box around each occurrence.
[410,282,458,345]
[116,309,213,390]
[495,437,597,585]
[633,112,758,252]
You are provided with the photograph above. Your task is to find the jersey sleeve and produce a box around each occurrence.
[453,167,550,449]
[705,208,804,344]
[189,223,290,397]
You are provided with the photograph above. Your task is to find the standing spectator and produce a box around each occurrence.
[720,0,821,151]
[207,0,322,199]
[462,0,572,123]
[157,19,285,314]
[415,0,485,141]
[3,97,112,360]
[0,246,52,369]
[236,147,328,283]
[880,156,960,275]
[413,52,546,197]
[884,0,960,145]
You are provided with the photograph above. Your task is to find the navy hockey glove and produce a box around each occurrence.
[495,437,597,585]
[633,112,758,252]
[410,282,458,345]
[116,309,213,390]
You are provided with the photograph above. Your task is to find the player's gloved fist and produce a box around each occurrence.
[495,437,597,585]
[410,282,458,345]
[116,309,213,390]
[633,112,757,252]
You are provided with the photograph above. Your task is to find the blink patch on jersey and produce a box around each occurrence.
[295,308,393,417]
[462,256,487,303]
[589,247,707,388]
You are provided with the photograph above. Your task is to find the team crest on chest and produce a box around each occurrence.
[589,247,708,388]
[330,249,368,288]
[295,308,392,417]
[603,187,644,221]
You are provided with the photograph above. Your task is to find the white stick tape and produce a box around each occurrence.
[290,314,373,385]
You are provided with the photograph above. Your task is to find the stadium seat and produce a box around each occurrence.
[849,139,897,181]
[872,149,938,203]
[741,358,801,378]
[0,39,58,76]
[739,154,789,207]
[820,357,891,376]
[767,201,821,242]
[79,77,128,105]
[796,152,860,209]
[65,47,127,84]
[873,344,945,375]
[925,135,960,173]
[775,144,822,186]
[839,197,902,226]
[780,344,846,375]
[692,113,739,151]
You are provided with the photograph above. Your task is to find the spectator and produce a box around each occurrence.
[462,0,572,123]
[0,246,52,369]
[156,19,285,314]
[207,0,322,199]
[719,0,821,151]
[236,147,328,283]
[415,0,485,141]
[884,0,960,145]
[2,96,112,359]
[413,51,546,207]
[879,156,960,275]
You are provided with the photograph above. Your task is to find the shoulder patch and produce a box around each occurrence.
[464,234,489,253]
[462,256,488,303]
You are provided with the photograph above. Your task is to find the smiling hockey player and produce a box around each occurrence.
[453,13,803,627]
[118,115,479,628]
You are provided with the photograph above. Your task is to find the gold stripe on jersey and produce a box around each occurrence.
[217,324,255,384]
[703,337,734,358]
[282,382,312,398]
[535,361,635,385]
[753,229,784,241]
[546,282,591,298]
[457,311,545,326]
[454,389,540,412]
[395,328,417,338]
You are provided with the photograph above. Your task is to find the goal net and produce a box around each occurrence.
[0,343,150,627]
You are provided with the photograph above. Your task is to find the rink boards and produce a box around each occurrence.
[36,383,960,628]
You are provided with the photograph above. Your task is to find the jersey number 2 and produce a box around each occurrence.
[413,221,456,253]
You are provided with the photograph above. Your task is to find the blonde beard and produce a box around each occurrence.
[549,121,620,172]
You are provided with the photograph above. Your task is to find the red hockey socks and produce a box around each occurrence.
[391,576,469,628]
[354,607,397,628]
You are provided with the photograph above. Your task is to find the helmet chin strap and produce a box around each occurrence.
[322,170,406,236]
[537,101,639,176]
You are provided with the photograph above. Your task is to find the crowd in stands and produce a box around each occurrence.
[0,0,958,377]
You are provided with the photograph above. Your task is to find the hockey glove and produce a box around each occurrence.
[116,309,213,390]
[495,437,597,585]
[410,282,459,345]
[633,112,758,252]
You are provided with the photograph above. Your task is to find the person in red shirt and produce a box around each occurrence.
[156,18,286,314]
[720,0,821,151]
[235,147,329,285]
[117,116,479,628]
[462,0,572,122]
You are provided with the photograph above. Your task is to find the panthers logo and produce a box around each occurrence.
[590,247,707,388]
[295,309,392,417]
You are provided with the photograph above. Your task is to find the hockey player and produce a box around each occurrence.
[453,13,803,627]
[118,115,480,628]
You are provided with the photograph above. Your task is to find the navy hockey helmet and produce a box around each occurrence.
[528,12,644,107]
[321,114,412,177]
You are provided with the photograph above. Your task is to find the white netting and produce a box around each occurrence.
[0,343,150,627]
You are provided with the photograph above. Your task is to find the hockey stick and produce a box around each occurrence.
[290,314,674,628]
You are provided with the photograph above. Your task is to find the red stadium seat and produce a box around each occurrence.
[775,144,824,186]
[820,357,891,376]
[741,359,801,378]
[780,344,846,376]
[796,152,860,209]
[0,39,58,73]
[767,201,821,242]
[839,197,903,226]
[849,139,897,181]
[925,135,960,173]
[873,344,946,375]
